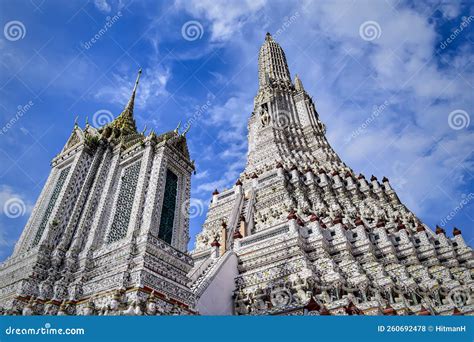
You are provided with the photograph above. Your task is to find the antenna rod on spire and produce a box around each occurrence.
[133,68,142,93]
[174,121,181,134]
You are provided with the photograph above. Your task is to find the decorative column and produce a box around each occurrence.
[220,222,228,256]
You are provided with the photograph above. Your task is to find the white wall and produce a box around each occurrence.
[196,252,238,315]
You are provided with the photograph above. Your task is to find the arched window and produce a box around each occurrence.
[158,169,178,244]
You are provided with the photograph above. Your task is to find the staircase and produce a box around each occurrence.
[226,187,256,249]
[190,251,235,295]
[192,251,239,315]
[190,256,220,294]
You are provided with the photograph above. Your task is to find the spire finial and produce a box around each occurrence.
[265,32,272,41]
[74,115,78,127]
[125,68,141,111]
[174,121,181,134]
[109,68,141,133]
[133,68,142,94]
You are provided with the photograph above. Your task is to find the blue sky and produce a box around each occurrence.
[0,0,473,261]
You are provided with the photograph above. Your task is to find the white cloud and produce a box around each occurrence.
[287,0,474,224]
[195,169,209,179]
[176,0,267,42]
[192,93,251,194]
[0,230,11,248]
[185,0,473,228]
[94,0,111,13]
[207,95,252,141]
[197,179,228,193]
[94,65,171,109]
[93,0,126,13]
[196,157,244,193]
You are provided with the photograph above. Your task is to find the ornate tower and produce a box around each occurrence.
[0,70,196,315]
[247,32,345,175]
[190,34,473,316]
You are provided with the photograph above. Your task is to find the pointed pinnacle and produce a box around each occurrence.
[133,68,142,93]
[174,121,181,134]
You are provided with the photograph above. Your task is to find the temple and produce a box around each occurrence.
[0,33,472,316]
[189,33,473,316]
[0,69,196,315]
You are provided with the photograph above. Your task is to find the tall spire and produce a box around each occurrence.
[125,68,142,113]
[110,68,141,134]
[258,32,291,89]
